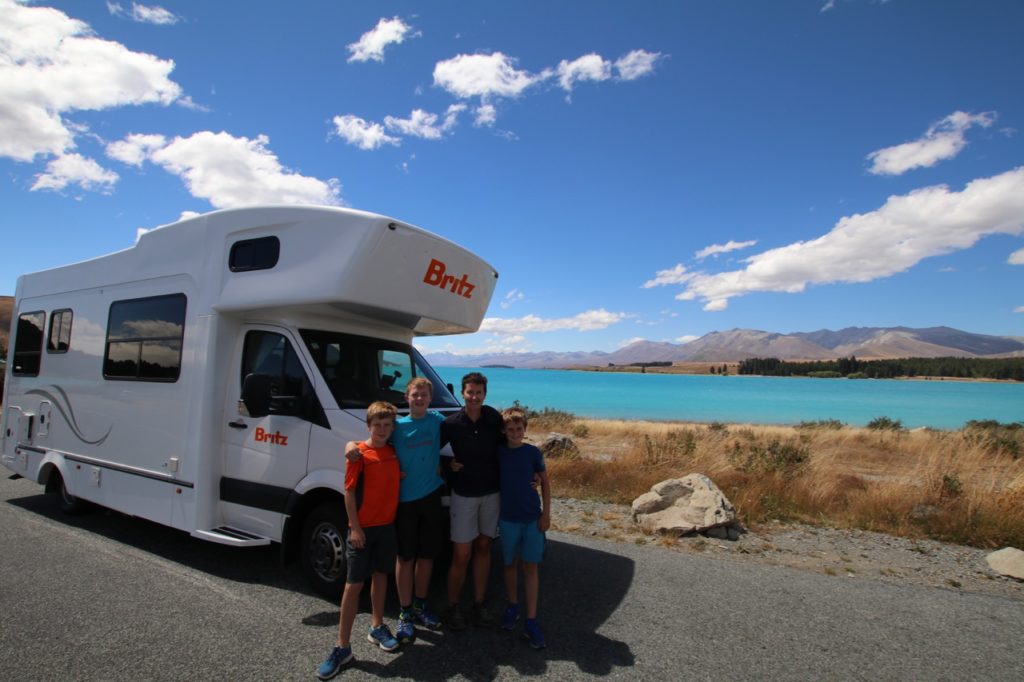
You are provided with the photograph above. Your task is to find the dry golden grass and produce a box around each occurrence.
[532,415,1024,549]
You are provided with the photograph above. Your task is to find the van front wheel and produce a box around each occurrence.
[300,503,347,599]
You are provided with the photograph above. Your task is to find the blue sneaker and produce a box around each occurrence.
[367,624,400,652]
[396,611,416,644]
[317,645,353,680]
[500,604,519,631]
[413,605,442,630]
[522,619,546,649]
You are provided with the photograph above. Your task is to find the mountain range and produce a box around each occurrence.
[424,326,1024,369]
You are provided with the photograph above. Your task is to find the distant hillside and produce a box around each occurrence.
[0,295,12,352]
[424,326,1024,368]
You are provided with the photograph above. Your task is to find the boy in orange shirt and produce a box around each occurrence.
[318,402,402,680]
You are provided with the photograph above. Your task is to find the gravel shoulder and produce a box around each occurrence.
[551,497,1024,600]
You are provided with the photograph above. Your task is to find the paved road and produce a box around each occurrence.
[1,473,1021,681]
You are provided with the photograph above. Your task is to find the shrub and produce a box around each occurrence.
[509,400,577,430]
[962,420,1023,459]
[796,419,846,430]
[867,416,904,431]
[571,423,590,438]
[730,438,810,477]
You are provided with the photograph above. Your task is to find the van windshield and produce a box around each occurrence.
[300,329,460,411]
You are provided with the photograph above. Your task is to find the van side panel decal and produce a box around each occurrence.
[26,386,113,446]
[220,477,292,513]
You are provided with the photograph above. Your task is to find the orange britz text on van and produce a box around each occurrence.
[254,427,288,446]
[423,258,475,299]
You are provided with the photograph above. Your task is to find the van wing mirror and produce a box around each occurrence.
[241,373,273,418]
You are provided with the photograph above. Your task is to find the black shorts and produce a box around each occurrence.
[346,524,397,584]
[395,486,445,561]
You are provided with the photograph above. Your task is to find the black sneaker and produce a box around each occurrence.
[472,602,496,628]
[446,604,467,631]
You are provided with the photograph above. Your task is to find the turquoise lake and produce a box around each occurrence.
[434,367,1024,429]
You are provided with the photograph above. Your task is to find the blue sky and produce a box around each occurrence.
[2,0,1023,356]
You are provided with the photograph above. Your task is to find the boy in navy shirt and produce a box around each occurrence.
[496,407,551,649]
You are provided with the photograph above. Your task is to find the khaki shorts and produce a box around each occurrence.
[449,491,500,544]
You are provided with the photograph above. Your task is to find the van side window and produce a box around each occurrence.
[104,294,187,381]
[229,236,280,272]
[242,330,327,427]
[12,311,45,376]
[47,309,73,353]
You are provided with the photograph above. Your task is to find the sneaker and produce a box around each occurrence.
[500,604,519,631]
[413,605,442,630]
[472,602,496,628]
[522,619,546,650]
[445,604,467,631]
[367,624,400,652]
[317,645,353,680]
[396,611,416,644]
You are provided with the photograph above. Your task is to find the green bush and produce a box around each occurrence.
[963,420,1023,459]
[796,419,846,430]
[867,416,905,431]
[730,438,809,477]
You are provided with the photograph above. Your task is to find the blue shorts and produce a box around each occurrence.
[499,519,545,565]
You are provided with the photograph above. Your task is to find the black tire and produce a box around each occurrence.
[55,471,87,515]
[300,503,348,599]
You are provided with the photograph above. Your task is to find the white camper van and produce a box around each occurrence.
[0,205,496,596]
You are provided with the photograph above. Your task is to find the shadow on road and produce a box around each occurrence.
[8,487,636,678]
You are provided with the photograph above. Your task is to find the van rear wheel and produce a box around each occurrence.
[55,471,87,515]
[300,503,347,599]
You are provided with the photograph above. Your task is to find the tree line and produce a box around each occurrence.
[737,356,1024,381]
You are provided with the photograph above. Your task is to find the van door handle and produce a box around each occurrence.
[228,420,248,429]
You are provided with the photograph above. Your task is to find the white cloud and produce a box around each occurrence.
[0,0,182,163]
[557,53,611,92]
[481,308,628,334]
[433,52,547,99]
[474,104,497,127]
[499,289,525,310]
[30,153,118,192]
[331,114,400,150]
[695,239,758,260]
[347,16,416,63]
[1015,306,1024,313]
[1009,247,1024,265]
[106,133,167,166]
[144,131,342,208]
[643,263,692,288]
[384,105,464,140]
[672,167,1024,310]
[108,3,180,26]
[614,49,663,80]
[867,111,996,176]
[675,335,699,344]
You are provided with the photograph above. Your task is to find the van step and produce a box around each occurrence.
[192,526,272,547]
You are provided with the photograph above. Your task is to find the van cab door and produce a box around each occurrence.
[221,326,325,537]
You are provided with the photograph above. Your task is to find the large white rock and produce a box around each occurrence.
[631,474,736,535]
[985,547,1024,581]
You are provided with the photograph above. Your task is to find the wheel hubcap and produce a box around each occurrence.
[309,521,344,582]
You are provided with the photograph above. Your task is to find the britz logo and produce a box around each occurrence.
[423,258,475,299]
[254,427,288,446]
